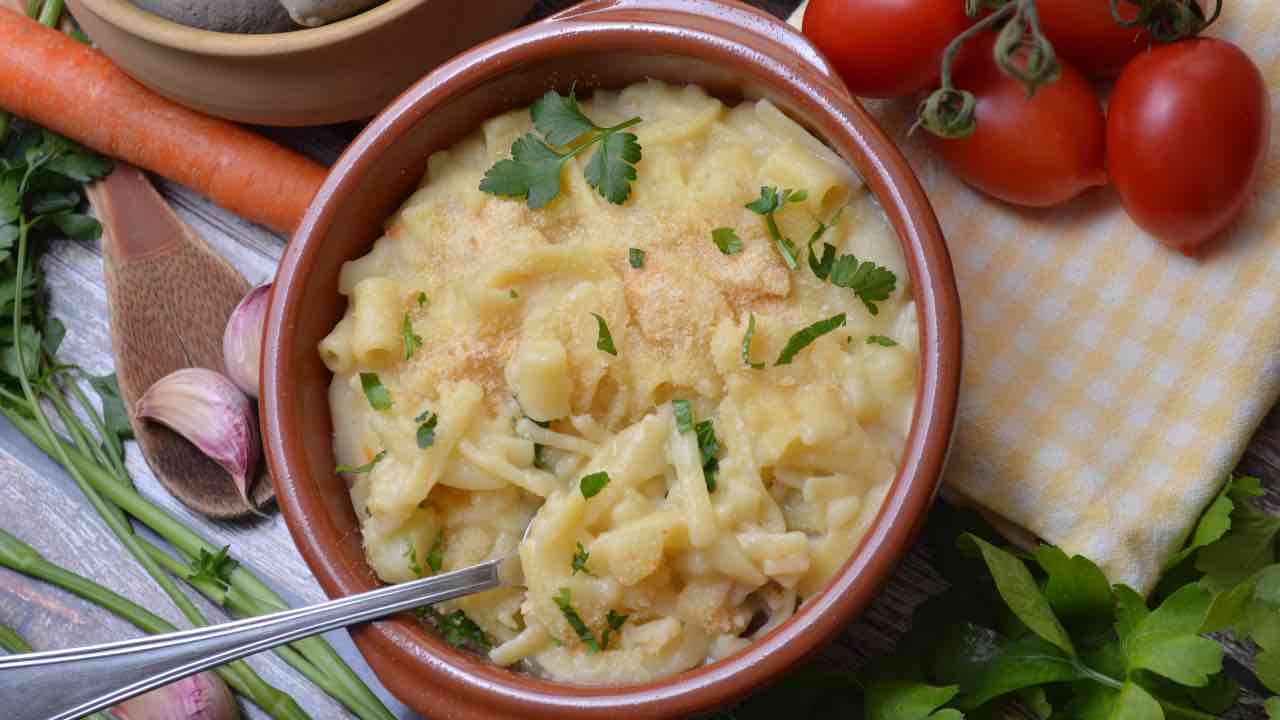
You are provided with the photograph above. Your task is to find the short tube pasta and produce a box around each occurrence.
[324,80,918,685]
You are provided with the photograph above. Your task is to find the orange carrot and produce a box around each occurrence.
[0,8,327,234]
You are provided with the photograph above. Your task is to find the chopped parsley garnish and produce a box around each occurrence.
[402,313,423,361]
[694,419,721,492]
[806,206,845,279]
[673,399,694,434]
[510,289,519,299]
[776,313,847,366]
[419,607,491,650]
[184,546,236,605]
[592,313,617,356]
[479,89,643,208]
[867,335,898,347]
[554,587,600,653]
[405,541,424,577]
[629,247,645,268]
[415,412,438,449]
[417,292,428,307]
[360,372,392,410]
[829,254,897,316]
[745,186,808,269]
[580,471,611,499]
[741,313,765,369]
[571,542,593,576]
[602,610,628,651]
[335,450,386,475]
[426,530,444,573]
[711,227,743,255]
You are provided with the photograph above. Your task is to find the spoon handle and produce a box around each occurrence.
[0,559,503,720]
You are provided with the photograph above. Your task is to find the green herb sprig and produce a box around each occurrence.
[746,186,808,269]
[480,89,642,208]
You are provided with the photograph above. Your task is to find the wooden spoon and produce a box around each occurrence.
[87,165,273,519]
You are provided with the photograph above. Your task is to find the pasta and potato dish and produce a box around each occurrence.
[319,80,919,685]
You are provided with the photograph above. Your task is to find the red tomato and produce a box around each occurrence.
[803,0,973,99]
[1108,38,1270,252]
[1038,0,1154,79]
[927,33,1108,208]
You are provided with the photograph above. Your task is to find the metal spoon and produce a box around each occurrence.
[0,547,525,720]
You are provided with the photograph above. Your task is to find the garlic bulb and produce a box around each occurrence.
[223,284,270,399]
[110,672,239,720]
[137,368,261,510]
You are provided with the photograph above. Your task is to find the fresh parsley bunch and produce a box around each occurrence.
[480,89,642,209]
[723,477,1280,720]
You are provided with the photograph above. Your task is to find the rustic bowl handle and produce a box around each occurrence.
[547,0,855,103]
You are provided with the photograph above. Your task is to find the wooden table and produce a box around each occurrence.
[0,1,1273,717]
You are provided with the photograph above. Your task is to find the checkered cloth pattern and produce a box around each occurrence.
[791,1,1280,592]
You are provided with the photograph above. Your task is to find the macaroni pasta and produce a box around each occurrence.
[322,80,919,685]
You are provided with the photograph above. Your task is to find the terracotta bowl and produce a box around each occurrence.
[63,0,534,126]
[262,1,962,717]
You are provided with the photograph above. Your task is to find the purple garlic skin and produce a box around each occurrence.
[136,367,261,510]
[109,671,240,720]
[223,284,270,399]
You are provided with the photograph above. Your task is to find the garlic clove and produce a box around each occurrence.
[223,283,270,399]
[110,671,240,720]
[137,368,262,513]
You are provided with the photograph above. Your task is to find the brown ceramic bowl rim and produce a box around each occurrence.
[71,0,431,55]
[264,1,961,716]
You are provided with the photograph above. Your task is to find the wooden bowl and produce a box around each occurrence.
[262,1,963,716]
[64,0,535,126]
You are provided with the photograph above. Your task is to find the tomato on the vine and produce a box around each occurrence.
[803,0,973,99]
[1108,38,1270,252]
[1036,0,1155,79]
[926,33,1108,208]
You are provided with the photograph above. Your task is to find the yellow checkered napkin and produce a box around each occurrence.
[792,2,1280,592]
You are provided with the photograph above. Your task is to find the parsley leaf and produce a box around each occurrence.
[405,541,424,577]
[741,313,765,369]
[959,634,1086,709]
[426,530,444,573]
[89,372,133,444]
[420,607,491,650]
[591,313,618,355]
[1034,544,1113,629]
[480,89,642,209]
[1164,476,1249,571]
[1196,478,1279,590]
[417,292,428,307]
[629,248,645,268]
[1123,584,1222,686]
[360,372,392,410]
[581,471,610,499]
[336,450,386,475]
[673,399,694,434]
[828,254,897,316]
[960,534,1075,656]
[531,88,600,145]
[479,134,566,210]
[571,542,593,576]
[584,130,642,205]
[601,610,628,651]
[416,412,438,449]
[184,546,236,606]
[775,313,847,366]
[864,680,962,720]
[711,227,743,255]
[694,419,720,492]
[745,186,807,269]
[402,313,423,361]
[866,335,898,347]
[554,587,600,653]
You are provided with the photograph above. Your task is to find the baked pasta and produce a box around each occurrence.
[321,80,919,685]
